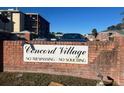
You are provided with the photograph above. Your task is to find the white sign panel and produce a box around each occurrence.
[23,44,88,64]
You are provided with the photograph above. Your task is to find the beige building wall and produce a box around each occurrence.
[12,13,20,32]
[12,12,24,33]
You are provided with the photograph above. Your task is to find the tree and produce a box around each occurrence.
[92,28,98,38]
[56,32,63,34]
[107,25,116,30]
[120,12,124,23]
[49,32,56,38]
[116,23,122,30]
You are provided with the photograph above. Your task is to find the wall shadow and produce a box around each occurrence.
[0,41,3,72]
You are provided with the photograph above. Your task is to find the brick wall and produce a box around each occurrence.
[2,39,124,85]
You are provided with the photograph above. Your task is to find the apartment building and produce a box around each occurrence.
[25,13,50,39]
[0,9,25,33]
[0,8,50,40]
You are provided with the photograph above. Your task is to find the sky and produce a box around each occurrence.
[0,7,124,34]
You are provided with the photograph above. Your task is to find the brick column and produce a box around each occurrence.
[116,36,124,85]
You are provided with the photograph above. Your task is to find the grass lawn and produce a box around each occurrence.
[0,72,98,86]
